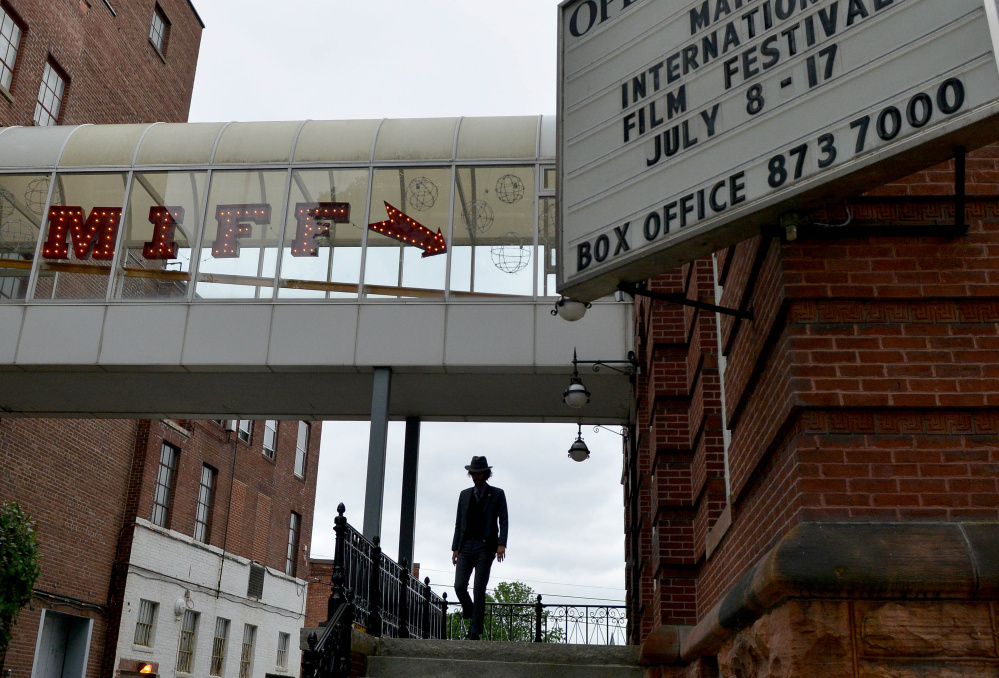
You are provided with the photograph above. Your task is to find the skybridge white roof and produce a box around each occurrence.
[0,117,556,168]
[0,118,633,422]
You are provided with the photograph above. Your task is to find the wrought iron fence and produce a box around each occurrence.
[442,600,627,645]
[309,501,630,674]
[336,504,448,639]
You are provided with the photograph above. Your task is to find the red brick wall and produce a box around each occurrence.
[304,559,334,629]
[631,149,999,641]
[130,420,321,576]
[0,3,208,676]
[630,261,729,633]
[0,0,202,127]
[0,418,321,678]
[0,417,139,678]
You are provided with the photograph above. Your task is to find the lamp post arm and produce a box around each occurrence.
[572,349,638,377]
[618,282,753,320]
[592,424,628,440]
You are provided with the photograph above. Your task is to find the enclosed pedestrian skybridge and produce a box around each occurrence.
[0,117,633,421]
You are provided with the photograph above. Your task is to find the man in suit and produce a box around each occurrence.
[451,455,508,640]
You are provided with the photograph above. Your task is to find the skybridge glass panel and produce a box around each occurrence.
[538,196,558,298]
[0,117,562,303]
[454,116,538,160]
[0,173,49,301]
[59,124,149,168]
[292,120,379,163]
[373,118,457,161]
[135,122,226,166]
[450,166,535,297]
[34,172,128,300]
[213,121,300,165]
[115,171,206,300]
[195,170,286,299]
[364,167,450,299]
[278,169,368,299]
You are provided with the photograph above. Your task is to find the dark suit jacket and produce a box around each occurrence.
[451,485,508,552]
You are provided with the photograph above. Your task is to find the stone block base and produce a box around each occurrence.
[639,522,999,677]
[718,599,999,678]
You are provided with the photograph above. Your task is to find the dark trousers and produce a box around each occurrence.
[454,539,494,636]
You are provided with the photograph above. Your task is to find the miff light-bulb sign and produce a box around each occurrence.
[557,0,999,301]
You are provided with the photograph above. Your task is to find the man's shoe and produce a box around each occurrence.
[467,632,480,640]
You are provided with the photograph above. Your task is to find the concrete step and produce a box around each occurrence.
[364,638,644,678]
[366,657,645,678]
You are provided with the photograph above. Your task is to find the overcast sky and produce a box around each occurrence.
[186,0,628,607]
[187,1,561,122]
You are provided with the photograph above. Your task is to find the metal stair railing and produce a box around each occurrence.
[331,504,448,640]
[302,506,355,678]
[312,502,630,678]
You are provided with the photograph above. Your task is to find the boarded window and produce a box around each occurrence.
[247,562,265,599]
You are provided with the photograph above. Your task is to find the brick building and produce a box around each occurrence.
[628,149,999,676]
[0,0,202,128]
[0,418,321,678]
[303,560,335,632]
[0,5,326,678]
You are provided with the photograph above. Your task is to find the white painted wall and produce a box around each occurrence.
[1,300,635,422]
[114,521,306,678]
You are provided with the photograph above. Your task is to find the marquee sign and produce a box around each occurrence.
[558,0,999,301]
[38,202,445,261]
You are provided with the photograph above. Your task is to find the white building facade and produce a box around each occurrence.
[114,521,307,678]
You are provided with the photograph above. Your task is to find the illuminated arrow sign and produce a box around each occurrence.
[368,202,446,258]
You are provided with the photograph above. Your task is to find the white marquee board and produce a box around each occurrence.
[558,0,999,301]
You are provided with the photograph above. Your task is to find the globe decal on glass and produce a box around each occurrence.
[0,220,34,255]
[495,174,525,204]
[26,178,60,216]
[0,188,15,219]
[490,232,531,274]
[406,177,439,211]
[461,200,494,234]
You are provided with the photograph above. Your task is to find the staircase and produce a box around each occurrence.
[362,638,645,678]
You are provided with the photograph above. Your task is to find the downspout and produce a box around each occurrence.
[216,429,238,598]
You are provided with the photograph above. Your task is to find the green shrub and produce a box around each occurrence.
[0,502,41,660]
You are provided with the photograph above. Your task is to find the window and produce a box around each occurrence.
[276,632,289,669]
[239,625,256,678]
[33,60,66,126]
[133,600,157,647]
[0,6,23,92]
[149,5,169,55]
[247,562,265,599]
[294,422,309,478]
[450,166,537,297]
[237,419,252,443]
[285,512,300,577]
[194,465,216,543]
[151,443,178,527]
[210,617,229,677]
[176,610,199,673]
[262,420,278,460]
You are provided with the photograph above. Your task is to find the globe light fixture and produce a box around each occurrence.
[562,348,638,410]
[563,377,590,409]
[551,295,590,322]
[568,424,590,462]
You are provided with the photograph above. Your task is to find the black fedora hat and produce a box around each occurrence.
[465,456,492,472]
